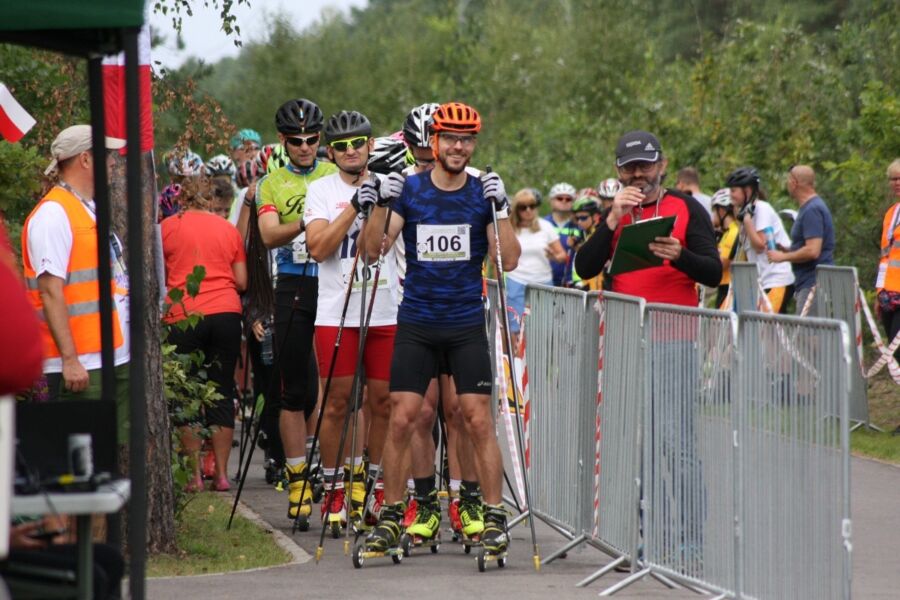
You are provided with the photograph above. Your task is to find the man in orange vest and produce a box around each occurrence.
[22,125,130,442]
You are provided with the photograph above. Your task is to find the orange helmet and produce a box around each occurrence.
[430,102,482,134]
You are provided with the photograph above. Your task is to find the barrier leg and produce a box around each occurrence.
[542,533,587,565]
[599,566,651,596]
[576,555,626,587]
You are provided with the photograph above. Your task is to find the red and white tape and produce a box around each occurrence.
[591,296,606,539]
[858,289,900,384]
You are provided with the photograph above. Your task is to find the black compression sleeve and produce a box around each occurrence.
[670,197,722,287]
[573,217,615,280]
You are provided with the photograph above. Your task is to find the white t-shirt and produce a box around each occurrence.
[304,173,399,327]
[26,200,131,373]
[509,218,557,284]
[742,200,794,289]
[694,192,712,219]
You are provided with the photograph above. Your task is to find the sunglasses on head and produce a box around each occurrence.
[517,203,538,211]
[329,136,368,152]
[285,134,320,148]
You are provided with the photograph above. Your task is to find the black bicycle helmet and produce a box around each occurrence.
[402,102,440,148]
[368,136,410,175]
[725,166,761,188]
[324,111,372,143]
[275,98,324,135]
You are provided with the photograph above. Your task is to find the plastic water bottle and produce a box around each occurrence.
[261,321,274,366]
[763,226,777,250]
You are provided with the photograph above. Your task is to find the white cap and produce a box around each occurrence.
[45,124,126,175]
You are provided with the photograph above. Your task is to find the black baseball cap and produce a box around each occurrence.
[615,130,662,167]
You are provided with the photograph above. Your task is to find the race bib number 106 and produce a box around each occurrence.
[416,224,470,262]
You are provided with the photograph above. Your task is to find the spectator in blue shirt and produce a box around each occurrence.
[767,165,835,315]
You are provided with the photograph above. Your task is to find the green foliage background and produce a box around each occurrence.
[2,0,899,285]
[196,0,899,285]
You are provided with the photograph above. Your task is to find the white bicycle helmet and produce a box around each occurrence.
[167,149,204,177]
[711,188,732,208]
[597,178,622,199]
[549,182,577,199]
[205,154,236,178]
[402,103,441,149]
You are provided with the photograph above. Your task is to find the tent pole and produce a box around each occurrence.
[123,27,146,600]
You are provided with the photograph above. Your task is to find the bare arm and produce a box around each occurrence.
[741,214,767,253]
[365,205,404,261]
[546,239,567,263]
[488,218,520,272]
[258,211,303,249]
[768,237,822,264]
[37,273,89,392]
[232,260,248,293]
[305,206,360,263]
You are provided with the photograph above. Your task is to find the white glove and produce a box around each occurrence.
[352,180,379,214]
[379,172,405,205]
[481,172,509,218]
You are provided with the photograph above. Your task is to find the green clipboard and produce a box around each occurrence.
[607,215,676,275]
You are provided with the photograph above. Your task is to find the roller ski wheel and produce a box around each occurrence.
[461,533,481,554]
[476,545,507,572]
[295,514,309,533]
[330,521,342,539]
[351,539,403,568]
[399,532,441,557]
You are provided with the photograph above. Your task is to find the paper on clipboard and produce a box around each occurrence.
[607,215,676,275]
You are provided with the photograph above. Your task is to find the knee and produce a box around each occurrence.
[323,395,348,420]
[368,389,392,420]
[414,402,436,432]
[462,408,492,439]
[389,407,416,439]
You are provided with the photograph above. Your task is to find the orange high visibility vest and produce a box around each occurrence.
[22,185,123,359]
[877,202,900,292]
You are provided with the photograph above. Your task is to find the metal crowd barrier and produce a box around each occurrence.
[483,282,851,599]
[730,262,760,312]
[516,284,598,551]
[574,292,645,586]
[737,313,852,600]
[605,305,739,597]
[815,265,871,428]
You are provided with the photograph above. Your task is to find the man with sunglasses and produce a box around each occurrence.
[255,98,337,527]
[304,110,399,534]
[574,130,720,302]
[399,102,484,540]
[545,182,581,286]
[361,101,521,559]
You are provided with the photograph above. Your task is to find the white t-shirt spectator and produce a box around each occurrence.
[25,200,131,373]
[304,173,399,327]
[509,218,558,284]
[742,200,794,289]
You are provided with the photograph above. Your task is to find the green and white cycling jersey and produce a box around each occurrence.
[256,160,337,276]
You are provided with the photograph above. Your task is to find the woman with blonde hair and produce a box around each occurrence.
[506,188,567,335]
[162,177,247,491]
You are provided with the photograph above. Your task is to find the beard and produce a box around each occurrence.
[622,171,663,201]
[438,151,469,175]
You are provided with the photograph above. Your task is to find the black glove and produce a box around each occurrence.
[737,201,756,221]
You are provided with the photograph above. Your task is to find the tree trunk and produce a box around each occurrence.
[110,153,177,554]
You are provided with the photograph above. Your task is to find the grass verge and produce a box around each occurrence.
[850,428,900,464]
[148,492,291,577]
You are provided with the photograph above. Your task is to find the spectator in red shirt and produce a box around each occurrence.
[162,178,247,491]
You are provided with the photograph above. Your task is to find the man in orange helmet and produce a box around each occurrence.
[360,102,521,557]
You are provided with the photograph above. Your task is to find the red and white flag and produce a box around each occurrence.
[0,83,36,143]
[102,25,154,152]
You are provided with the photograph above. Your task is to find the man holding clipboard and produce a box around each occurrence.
[574,130,720,304]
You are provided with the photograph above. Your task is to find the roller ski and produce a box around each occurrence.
[353,502,405,568]
[400,490,441,557]
[321,486,348,539]
[284,463,313,531]
[476,504,509,572]
[347,464,369,533]
[456,489,485,554]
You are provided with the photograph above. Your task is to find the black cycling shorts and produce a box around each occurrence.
[390,322,492,396]
[274,274,319,417]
